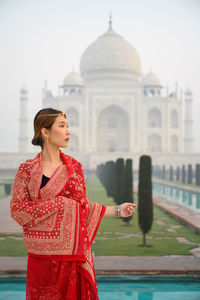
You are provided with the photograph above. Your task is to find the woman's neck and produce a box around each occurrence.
[41,147,62,165]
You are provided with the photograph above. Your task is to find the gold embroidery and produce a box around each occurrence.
[10,150,106,289]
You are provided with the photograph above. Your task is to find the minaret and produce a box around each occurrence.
[19,86,29,152]
[183,88,194,153]
[109,11,112,30]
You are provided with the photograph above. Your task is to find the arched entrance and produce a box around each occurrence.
[97,105,129,152]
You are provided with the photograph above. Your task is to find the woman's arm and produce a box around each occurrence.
[104,203,137,217]
[104,206,116,217]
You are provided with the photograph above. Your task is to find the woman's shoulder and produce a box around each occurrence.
[18,153,39,173]
[62,153,81,168]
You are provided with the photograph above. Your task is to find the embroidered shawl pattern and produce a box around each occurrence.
[10,149,106,290]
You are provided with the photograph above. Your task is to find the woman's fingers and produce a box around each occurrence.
[127,204,137,212]
[120,203,137,217]
[130,204,137,208]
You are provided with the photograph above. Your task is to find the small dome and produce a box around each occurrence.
[63,71,84,86]
[80,28,141,82]
[142,72,162,87]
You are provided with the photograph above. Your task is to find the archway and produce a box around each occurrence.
[148,134,161,152]
[97,105,129,152]
[148,108,161,127]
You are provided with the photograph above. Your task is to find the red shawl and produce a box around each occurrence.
[10,149,106,297]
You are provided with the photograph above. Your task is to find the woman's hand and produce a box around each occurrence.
[120,203,137,217]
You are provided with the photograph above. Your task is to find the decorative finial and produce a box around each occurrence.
[20,85,27,94]
[109,11,112,30]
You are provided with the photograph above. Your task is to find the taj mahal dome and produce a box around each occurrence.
[1,19,199,172]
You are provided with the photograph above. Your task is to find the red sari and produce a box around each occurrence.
[10,149,106,299]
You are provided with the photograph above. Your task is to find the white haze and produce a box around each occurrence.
[0,0,200,153]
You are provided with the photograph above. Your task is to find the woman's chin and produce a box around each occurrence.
[61,143,68,148]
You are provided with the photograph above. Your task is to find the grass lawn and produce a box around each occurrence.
[0,174,199,256]
[0,185,7,199]
[87,175,200,256]
[0,237,27,256]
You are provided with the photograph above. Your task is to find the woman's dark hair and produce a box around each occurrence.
[31,108,66,149]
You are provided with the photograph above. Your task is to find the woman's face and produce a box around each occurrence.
[43,115,70,148]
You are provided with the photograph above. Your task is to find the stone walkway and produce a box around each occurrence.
[0,256,200,275]
[94,256,200,274]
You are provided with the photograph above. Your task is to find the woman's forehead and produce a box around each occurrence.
[56,115,68,123]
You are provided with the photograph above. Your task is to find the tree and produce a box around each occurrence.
[4,184,11,195]
[176,166,180,181]
[187,164,193,185]
[138,155,153,247]
[195,164,200,186]
[109,161,117,202]
[162,165,166,179]
[181,165,186,183]
[105,161,112,196]
[123,159,134,226]
[115,158,125,206]
[169,166,173,181]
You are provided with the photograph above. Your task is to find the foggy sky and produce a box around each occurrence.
[0,0,200,152]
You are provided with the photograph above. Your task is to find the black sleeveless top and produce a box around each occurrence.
[40,174,50,188]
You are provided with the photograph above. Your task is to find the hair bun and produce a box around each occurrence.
[31,136,42,147]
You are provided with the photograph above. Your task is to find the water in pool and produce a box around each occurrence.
[0,274,200,300]
[152,181,200,213]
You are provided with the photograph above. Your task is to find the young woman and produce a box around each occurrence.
[10,108,137,300]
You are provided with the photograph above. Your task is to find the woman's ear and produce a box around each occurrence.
[41,128,49,139]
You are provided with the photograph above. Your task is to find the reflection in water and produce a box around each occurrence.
[153,182,200,213]
[2,275,200,300]
[98,275,200,299]
[138,291,153,300]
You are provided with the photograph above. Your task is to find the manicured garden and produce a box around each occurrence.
[88,174,200,256]
[0,174,199,256]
